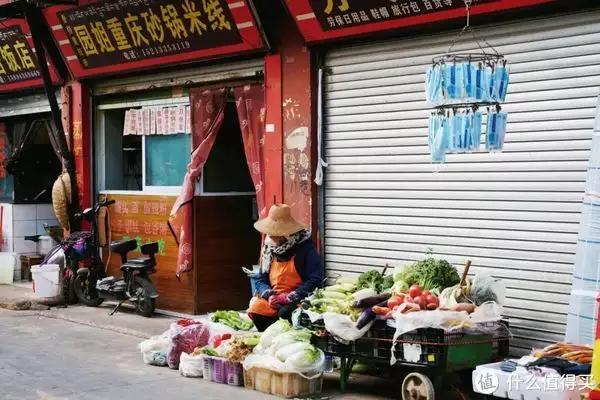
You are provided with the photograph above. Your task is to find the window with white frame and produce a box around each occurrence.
[95,93,254,196]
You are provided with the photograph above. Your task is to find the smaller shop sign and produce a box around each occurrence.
[285,0,557,43]
[44,0,268,79]
[0,20,60,93]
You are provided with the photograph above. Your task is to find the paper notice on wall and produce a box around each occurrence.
[150,108,157,135]
[168,107,178,135]
[123,110,132,135]
[129,109,139,135]
[142,108,151,135]
[176,106,185,134]
[185,106,191,134]
[156,108,165,135]
[136,109,144,135]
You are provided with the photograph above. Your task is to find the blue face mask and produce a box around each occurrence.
[426,65,442,105]
[429,114,447,163]
[443,63,464,101]
[493,65,509,102]
[469,112,483,151]
[464,63,476,102]
[486,111,508,151]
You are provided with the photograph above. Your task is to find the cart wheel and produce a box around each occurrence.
[402,372,435,400]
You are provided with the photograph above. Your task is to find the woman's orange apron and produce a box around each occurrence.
[247,257,303,317]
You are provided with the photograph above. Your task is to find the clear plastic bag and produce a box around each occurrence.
[425,64,443,104]
[486,112,508,151]
[166,323,210,369]
[323,312,374,344]
[179,352,204,378]
[471,274,506,306]
[469,112,483,151]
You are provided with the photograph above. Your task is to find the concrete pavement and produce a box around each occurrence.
[0,283,397,400]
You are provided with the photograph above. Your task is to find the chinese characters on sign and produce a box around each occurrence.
[58,0,241,69]
[308,0,496,30]
[0,26,40,84]
[109,196,173,256]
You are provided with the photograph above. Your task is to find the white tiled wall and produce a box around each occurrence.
[0,203,60,280]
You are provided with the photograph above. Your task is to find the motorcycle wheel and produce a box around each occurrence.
[130,281,155,317]
[73,275,104,307]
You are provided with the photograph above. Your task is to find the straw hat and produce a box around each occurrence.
[254,204,306,237]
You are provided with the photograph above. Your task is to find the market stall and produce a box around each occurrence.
[134,253,513,399]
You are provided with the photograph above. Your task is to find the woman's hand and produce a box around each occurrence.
[269,293,291,307]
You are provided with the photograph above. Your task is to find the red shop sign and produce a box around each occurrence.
[44,0,268,79]
[284,0,557,43]
[0,19,60,93]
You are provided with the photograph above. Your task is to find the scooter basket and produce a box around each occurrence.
[62,231,93,261]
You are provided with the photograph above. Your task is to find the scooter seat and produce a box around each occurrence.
[110,239,138,256]
[120,257,153,270]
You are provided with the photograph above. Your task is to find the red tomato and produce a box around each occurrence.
[422,290,432,297]
[425,294,439,306]
[388,295,405,309]
[409,285,422,298]
[412,296,424,308]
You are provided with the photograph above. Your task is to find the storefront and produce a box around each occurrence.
[0,19,63,280]
[91,62,265,314]
[285,0,600,353]
[42,0,272,314]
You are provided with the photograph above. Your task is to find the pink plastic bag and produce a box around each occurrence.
[167,323,210,369]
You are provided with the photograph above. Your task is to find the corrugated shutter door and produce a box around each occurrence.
[323,10,600,354]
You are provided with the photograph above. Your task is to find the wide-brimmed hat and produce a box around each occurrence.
[254,204,307,237]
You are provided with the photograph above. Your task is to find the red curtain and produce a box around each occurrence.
[234,85,267,218]
[169,88,227,277]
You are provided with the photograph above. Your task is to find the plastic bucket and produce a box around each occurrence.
[0,252,16,284]
[31,264,60,298]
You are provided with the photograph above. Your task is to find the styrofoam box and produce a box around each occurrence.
[472,362,588,400]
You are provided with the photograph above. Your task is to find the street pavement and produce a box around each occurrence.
[0,287,396,400]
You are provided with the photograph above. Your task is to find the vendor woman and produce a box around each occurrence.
[248,204,324,331]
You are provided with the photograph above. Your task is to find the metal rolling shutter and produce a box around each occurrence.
[323,11,600,354]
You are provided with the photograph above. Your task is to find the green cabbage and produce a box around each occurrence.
[267,328,312,355]
[275,342,314,362]
[284,347,319,370]
[259,319,292,349]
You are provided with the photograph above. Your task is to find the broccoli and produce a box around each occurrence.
[357,270,385,292]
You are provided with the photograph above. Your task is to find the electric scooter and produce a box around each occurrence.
[65,198,159,317]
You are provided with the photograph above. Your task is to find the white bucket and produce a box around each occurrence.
[31,264,60,298]
[0,252,16,284]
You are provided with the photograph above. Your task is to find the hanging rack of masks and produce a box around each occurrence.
[425,0,510,163]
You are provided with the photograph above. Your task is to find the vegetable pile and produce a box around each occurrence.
[393,251,460,293]
[225,334,260,364]
[246,319,322,373]
[211,311,254,331]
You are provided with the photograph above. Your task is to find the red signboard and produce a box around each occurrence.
[284,0,557,43]
[44,0,267,79]
[0,19,60,93]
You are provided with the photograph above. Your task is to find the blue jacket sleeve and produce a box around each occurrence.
[253,272,273,299]
[291,244,324,301]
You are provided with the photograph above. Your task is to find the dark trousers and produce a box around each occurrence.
[252,302,298,332]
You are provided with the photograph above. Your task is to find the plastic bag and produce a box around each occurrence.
[425,64,442,104]
[166,323,210,369]
[486,112,508,151]
[142,350,167,366]
[179,352,204,378]
[323,312,374,343]
[471,274,506,306]
[469,112,483,151]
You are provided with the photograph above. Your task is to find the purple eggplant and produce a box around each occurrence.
[352,293,392,309]
[356,307,377,329]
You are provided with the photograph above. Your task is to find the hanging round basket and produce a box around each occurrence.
[52,172,72,232]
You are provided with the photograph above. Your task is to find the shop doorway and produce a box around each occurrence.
[193,100,261,313]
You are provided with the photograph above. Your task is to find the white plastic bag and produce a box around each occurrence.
[139,335,171,366]
[323,312,374,343]
[179,352,204,378]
